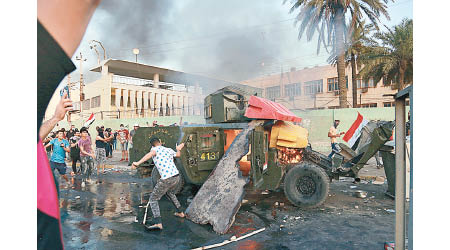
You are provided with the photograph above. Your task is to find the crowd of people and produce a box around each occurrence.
[43,123,145,188]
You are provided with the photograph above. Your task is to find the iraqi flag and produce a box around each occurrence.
[83,113,95,128]
[343,112,369,147]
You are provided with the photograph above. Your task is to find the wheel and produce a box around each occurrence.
[151,167,185,194]
[283,162,330,208]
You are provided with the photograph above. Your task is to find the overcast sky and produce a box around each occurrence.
[69,0,412,86]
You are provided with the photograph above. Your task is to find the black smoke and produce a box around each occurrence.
[81,0,303,85]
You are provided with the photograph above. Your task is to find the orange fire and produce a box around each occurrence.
[277,147,303,165]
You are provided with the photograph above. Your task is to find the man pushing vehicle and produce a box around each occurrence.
[132,137,185,230]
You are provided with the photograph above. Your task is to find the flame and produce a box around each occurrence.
[277,147,303,165]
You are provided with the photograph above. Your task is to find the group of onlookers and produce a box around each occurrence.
[43,123,145,187]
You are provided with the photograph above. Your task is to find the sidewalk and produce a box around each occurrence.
[358,157,386,181]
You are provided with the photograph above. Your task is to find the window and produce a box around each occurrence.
[204,104,212,118]
[199,134,216,149]
[266,86,281,99]
[285,83,301,97]
[361,103,377,108]
[91,96,101,108]
[111,95,115,106]
[327,77,348,92]
[82,99,90,110]
[357,78,375,88]
[383,102,395,107]
[304,80,323,95]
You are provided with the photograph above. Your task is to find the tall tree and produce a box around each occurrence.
[286,0,391,108]
[328,21,375,107]
[359,18,413,90]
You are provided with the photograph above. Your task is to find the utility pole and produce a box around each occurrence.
[76,52,87,110]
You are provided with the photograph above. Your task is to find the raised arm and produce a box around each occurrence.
[132,150,156,167]
[175,143,185,157]
[39,93,73,140]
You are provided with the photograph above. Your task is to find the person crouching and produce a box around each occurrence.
[132,137,185,230]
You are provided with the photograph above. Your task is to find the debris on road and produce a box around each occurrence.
[75,196,80,199]
[350,185,357,189]
[372,176,385,185]
[385,209,395,213]
[191,227,265,250]
[354,190,368,198]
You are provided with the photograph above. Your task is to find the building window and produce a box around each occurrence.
[327,77,348,92]
[357,78,375,88]
[204,104,212,118]
[406,100,410,106]
[111,95,116,106]
[91,96,101,108]
[266,86,281,100]
[285,83,301,97]
[304,80,323,95]
[361,103,377,108]
[82,99,90,110]
[383,102,395,107]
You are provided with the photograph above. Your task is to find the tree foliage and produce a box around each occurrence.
[285,0,391,107]
[359,18,413,90]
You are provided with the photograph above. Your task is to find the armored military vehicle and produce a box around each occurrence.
[130,85,394,208]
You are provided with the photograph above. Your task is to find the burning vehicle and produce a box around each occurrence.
[130,85,394,233]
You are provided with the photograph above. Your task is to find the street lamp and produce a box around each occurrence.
[133,48,140,63]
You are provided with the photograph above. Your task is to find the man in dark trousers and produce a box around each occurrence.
[69,129,81,175]
[328,119,345,158]
[132,138,185,230]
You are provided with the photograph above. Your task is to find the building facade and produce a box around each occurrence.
[241,64,405,110]
[44,59,212,122]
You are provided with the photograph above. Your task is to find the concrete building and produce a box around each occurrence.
[44,59,236,122]
[241,64,407,110]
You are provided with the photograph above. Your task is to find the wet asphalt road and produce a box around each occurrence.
[57,152,397,250]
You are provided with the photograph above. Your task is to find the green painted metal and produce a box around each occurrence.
[204,86,253,124]
[260,148,284,191]
[351,122,394,176]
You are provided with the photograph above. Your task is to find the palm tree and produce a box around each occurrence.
[359,18,413,90]
[328,21,375,107]
[285,0,391,108]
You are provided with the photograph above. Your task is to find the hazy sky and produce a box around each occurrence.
[69,0,413,85]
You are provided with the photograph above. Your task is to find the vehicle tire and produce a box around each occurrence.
[283,162,330,208]
[151,167,185,194]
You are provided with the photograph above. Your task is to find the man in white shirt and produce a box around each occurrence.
[328,119,345,158]
[132,137,185,230]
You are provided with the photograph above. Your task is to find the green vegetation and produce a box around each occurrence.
[286,0,391,108]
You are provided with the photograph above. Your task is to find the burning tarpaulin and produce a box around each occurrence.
[270,120,308,165]
[269,120,308,148]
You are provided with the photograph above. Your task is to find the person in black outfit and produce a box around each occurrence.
[95,127,108,174]
[69,129,81,175]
